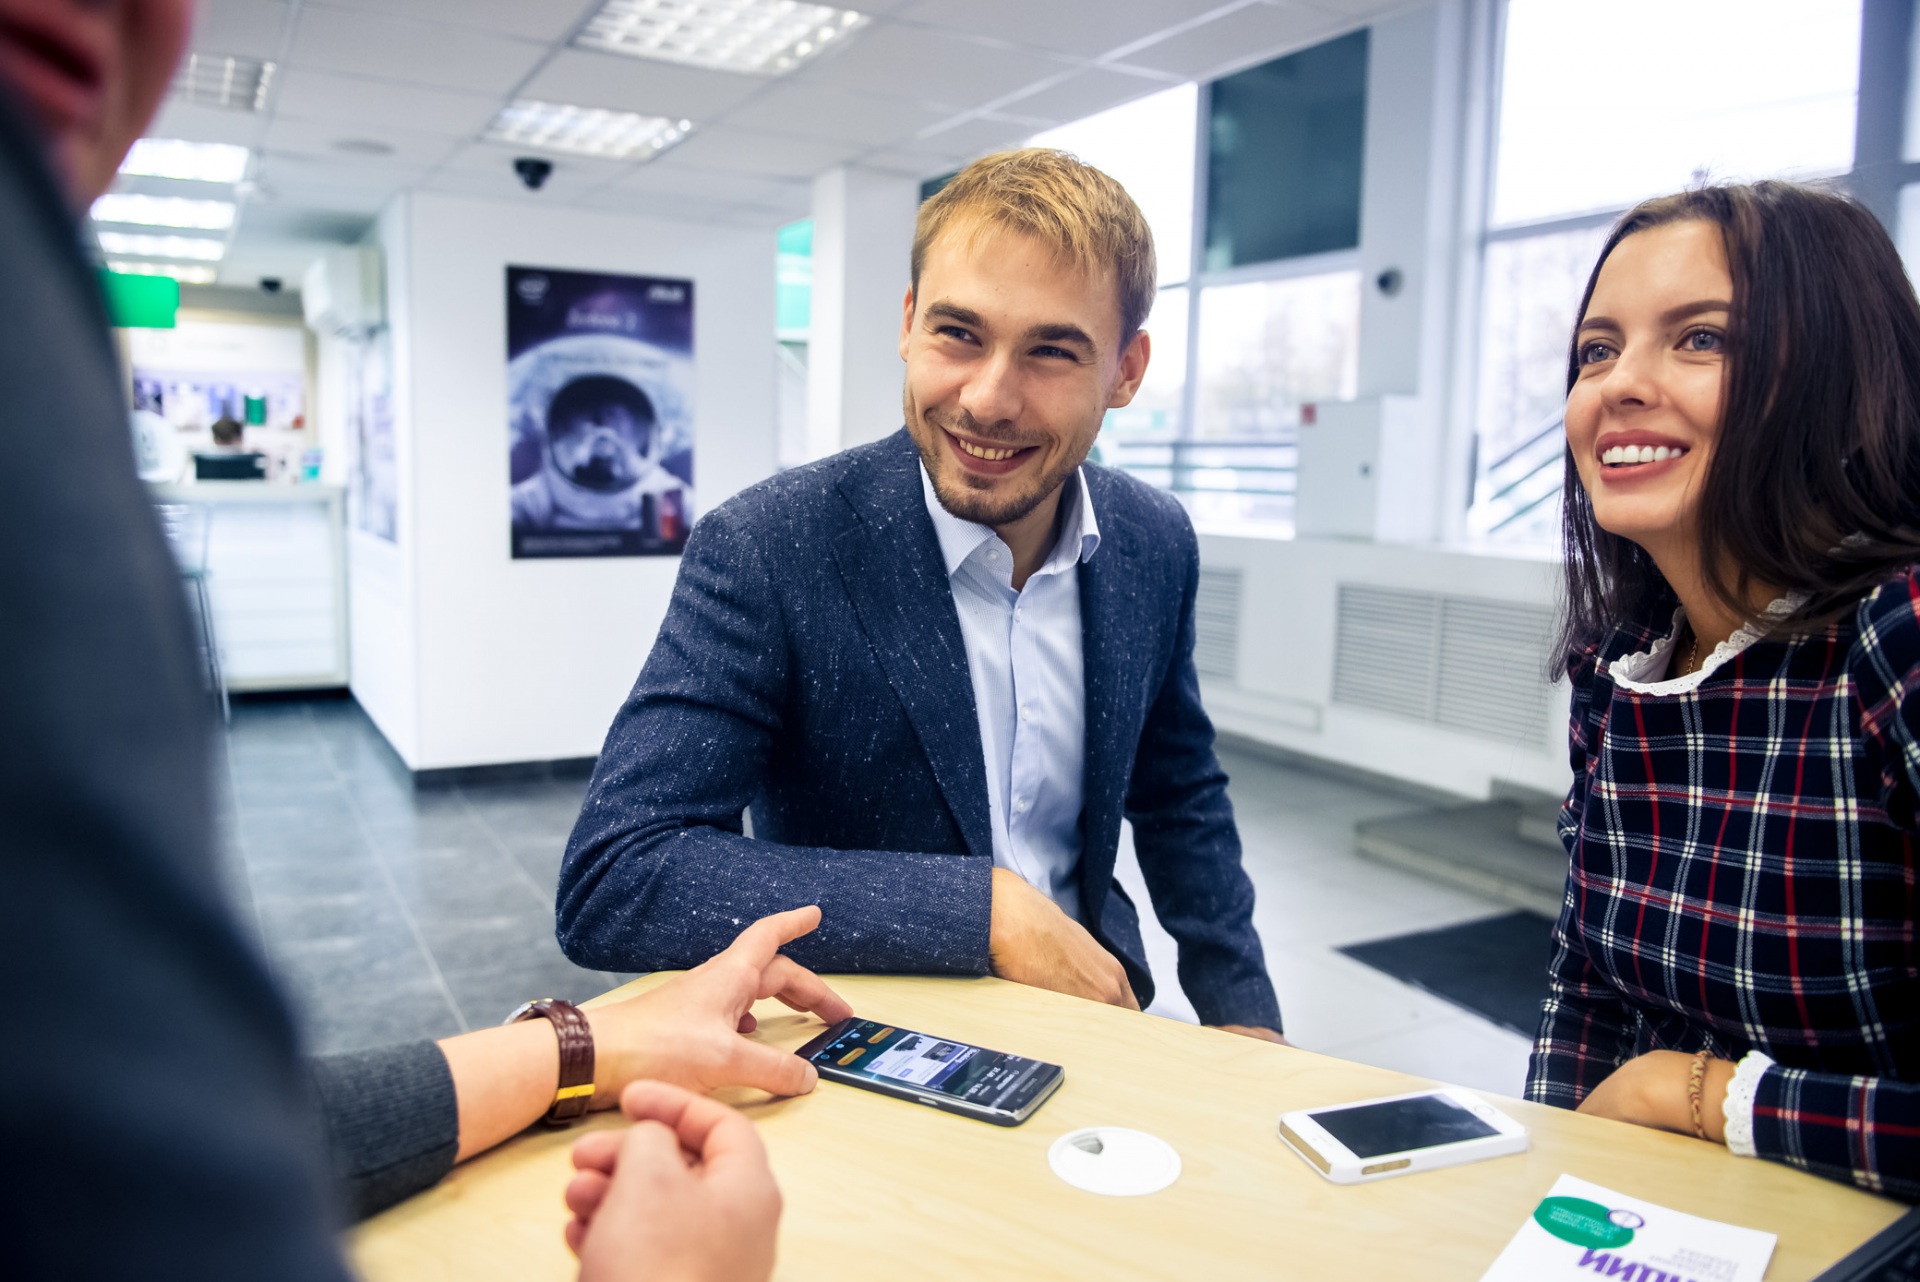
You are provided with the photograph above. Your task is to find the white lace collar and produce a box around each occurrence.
[1605,594,1808,695]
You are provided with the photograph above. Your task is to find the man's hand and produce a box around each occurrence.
[1209,1024,1289,1045]
[988,868,1139,1010]
[568,1082,780,1282]
[1576,1050,1733,1142]
[584,905,854,1107]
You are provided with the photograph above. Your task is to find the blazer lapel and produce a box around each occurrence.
[1075,480,1142,926]
[826,433,994,863]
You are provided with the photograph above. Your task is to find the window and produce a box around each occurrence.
[1034,31,1367,535]
[776,218,811,469]
[1465,0,1863,547]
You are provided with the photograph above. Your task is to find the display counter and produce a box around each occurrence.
[149,482,347,691]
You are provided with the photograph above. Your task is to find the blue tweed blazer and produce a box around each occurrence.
[556,428,1282,1028]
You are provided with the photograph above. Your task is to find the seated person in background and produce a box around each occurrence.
[556,148,1283,1041]
[210,414,244,448]
[323,905,849,1220]
[0,1,808,1277]
[1526,180,1920,1200]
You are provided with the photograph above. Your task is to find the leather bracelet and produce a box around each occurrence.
[1686,1047,1712,1140]
[504,998,596,1126]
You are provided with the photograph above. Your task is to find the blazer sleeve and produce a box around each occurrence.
[555,501,994,976]
[1526,647,1639,1107]
[1122,519,1283,1031]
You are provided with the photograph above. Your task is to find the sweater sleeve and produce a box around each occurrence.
[309,1042,460,1222]
[1527,648,1639,1107]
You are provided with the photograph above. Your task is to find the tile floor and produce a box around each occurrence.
[220,696,1536,1097]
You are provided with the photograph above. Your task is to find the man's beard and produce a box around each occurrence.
[911,405,1089,529]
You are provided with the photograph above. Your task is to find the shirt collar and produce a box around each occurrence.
[919,462,1101,580]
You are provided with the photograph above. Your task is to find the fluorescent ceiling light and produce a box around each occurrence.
[576,0,869,75]
[485,100,694,161]
[172,52,276,112]
[96,232,226,262]
[107,259,219,285]
[119,138,251,184]
[92,193,237,230]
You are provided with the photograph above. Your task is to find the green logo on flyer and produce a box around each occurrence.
[1534,1197,1636,1249]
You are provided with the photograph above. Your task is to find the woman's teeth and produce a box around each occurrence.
[1601,444,1686,466]
[955,437,1022,461]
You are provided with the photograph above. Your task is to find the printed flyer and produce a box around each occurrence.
[1479,1174,1775,1281]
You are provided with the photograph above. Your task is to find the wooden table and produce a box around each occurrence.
[351,974,1906,1281]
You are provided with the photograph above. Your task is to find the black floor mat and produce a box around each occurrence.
[1337,910,1558,1037]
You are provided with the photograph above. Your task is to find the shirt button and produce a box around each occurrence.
[1019,705,1030,720]
[1013,797,1029,813]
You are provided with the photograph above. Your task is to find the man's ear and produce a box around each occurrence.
[1106,329,1152,409]
[898,286,916,362]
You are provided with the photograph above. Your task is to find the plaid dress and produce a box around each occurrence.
[1526,567,1920,1201]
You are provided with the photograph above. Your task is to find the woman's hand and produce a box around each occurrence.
[1576,1050,1735,1142]
[584,905,855,1107]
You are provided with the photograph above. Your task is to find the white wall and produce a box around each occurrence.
[353,191,777,771]
[1198,533,1571,799]
[807,167,917,457]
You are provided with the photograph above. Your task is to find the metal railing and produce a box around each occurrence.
[1475,410,1565,536]
[1096,435,1299,497]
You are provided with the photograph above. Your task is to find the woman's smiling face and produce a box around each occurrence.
[1565,219,1733,562]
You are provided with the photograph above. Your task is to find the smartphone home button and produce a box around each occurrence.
[1360,1159,1412,1176]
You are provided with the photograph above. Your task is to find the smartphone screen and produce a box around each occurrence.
[1307,1092,1500,1158]
[801,1018,1056,1115]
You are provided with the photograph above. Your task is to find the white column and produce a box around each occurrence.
[807,167,919,459]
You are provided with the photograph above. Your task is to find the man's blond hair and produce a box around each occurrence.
[911,148,1157,341]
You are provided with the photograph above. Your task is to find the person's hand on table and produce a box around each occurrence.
[988,868,1139,1010]
[1209,1024,1289,1045]
[584,904,855,1107]
[1576,1050,1735,1142]
[568,1082,780,1282]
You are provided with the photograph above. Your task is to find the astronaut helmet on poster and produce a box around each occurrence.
[507,267,693,559]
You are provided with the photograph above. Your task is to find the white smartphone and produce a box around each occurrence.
[1277,1087,1528,1184]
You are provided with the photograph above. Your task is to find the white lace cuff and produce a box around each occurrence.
[1721,1051,1775,1157]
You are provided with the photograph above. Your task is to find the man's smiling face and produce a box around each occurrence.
[900,221,1149,531]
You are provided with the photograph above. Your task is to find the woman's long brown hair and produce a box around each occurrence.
[1554,181,1920,675]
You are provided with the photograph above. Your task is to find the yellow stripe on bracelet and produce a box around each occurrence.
[554,1084,595,1101]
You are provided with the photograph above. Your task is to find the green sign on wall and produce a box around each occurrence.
[99,269,179,329]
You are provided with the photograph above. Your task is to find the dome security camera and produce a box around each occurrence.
[259,277,283,294]
[514,157,554,191]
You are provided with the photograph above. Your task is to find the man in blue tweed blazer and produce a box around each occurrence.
[558,150,1283,1036]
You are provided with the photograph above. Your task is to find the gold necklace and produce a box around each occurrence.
[1682,629,1701,675]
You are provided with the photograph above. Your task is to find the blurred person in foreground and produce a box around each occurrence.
[1527,180,1920,1201]
[0,2,836,1277]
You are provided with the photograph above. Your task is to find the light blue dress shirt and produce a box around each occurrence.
[919,463,1100,921]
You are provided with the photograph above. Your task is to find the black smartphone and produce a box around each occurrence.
[795,1016,1064,1126]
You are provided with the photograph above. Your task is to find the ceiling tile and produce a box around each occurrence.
[605,162,808,206]
[307,0,600,42]
[893,0,1210,61]
[851,148,968,179]
[255,151,437,194]
[143,99,261,146]
[273,68,499,137]
[247,181,395,215]
[666,124,864,179]
[991,66,1178,125]
[262,115,466,168]
[1116,1,1351,81]
[188,0,290,60]
[796,23,1076,106]
[909,114,1039,161]
[517,49,771,120]
[715,81,947,149]
[285,7,549,94]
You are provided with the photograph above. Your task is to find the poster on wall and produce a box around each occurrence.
[347,331,397,542]
[507,265,694,559]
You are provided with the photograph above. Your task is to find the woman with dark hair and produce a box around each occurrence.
[1525,180,1920,1200]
